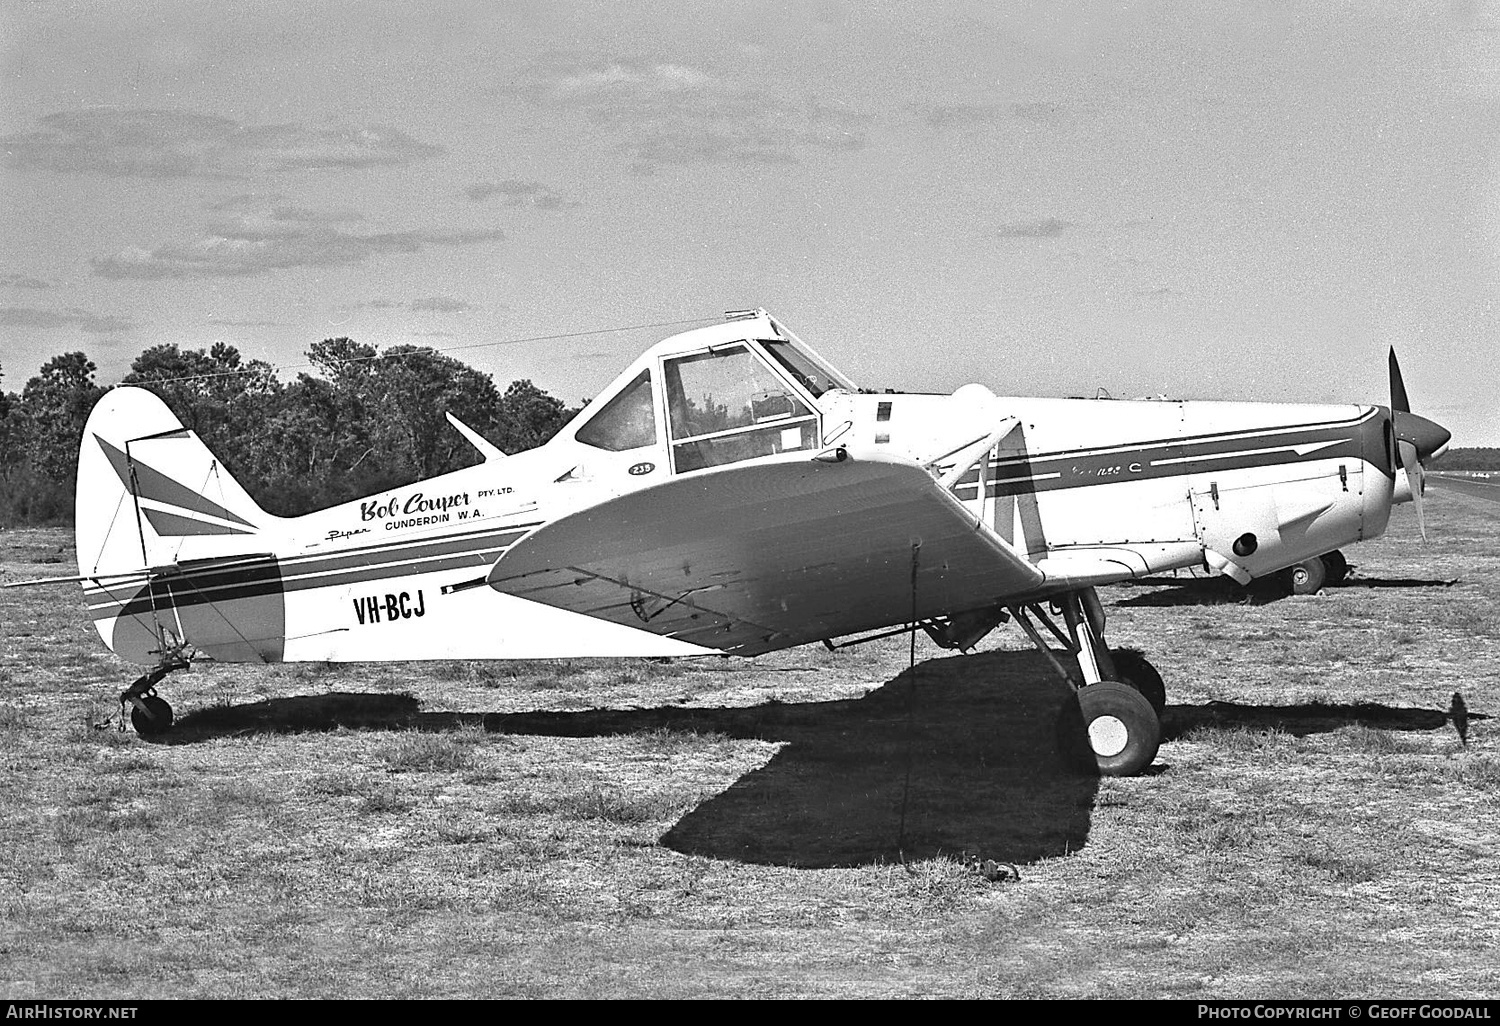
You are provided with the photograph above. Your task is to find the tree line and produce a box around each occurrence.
[0,339,577,525]
[4,341,1493,528]
[1429,448,1500,471]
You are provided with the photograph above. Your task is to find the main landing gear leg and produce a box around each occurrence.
[120,659,188,737]
[1010,588,1163,777]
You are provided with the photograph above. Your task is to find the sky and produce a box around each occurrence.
[2,0,1498,445]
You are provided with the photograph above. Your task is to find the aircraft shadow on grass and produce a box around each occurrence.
[155,649,1470,869]
[1113,573,1460,608]
[1160,699,1477,741]
[160,651,1093,867]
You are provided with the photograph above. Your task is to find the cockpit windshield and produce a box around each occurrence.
[759,339,854,398]
[762,315,857,396]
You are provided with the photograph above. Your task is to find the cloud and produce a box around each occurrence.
[206,318,282,326]
[508,59,866,170]
[90,202,504,280]
[2,109,443,179]
[990,217,1073,239]
[409,296,475,313]
[1012,102,1065,122]
[465,179,580,209]
[0,273,52,289]
[354,296,477,313]
[208,194,366,222]
[913,101,1065,128]
[0,305,136,333]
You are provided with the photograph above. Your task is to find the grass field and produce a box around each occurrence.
[1,495,1497,999]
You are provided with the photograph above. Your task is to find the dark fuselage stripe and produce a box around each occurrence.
[278,521,543,575]
[275,525,538,579]
[84,523,538,596]
[89,546,517,621]
[952,415,1373,481]
[951,419,1369,498]
[84,522,543,620]
[989,409,1373,465]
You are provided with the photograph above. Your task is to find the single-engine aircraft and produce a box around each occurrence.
[10,310,1451,775]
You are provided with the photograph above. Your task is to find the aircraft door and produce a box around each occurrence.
[661,343,820,473]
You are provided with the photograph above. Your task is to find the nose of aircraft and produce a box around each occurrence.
[1392,410,1451,463]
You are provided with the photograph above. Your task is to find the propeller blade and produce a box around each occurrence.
[1399,439,1428,542]
[1389,347,1410,414]
[1387,348,1448,543]
[1398,438,1422,540]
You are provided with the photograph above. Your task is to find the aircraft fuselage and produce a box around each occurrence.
[75,313,1405,666]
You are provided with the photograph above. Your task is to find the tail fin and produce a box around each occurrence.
[76,386,272,574]
[76,386,284,665]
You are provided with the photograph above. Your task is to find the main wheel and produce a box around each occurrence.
[1111,649,1166,716]
[130,695,174,737]
[1320,550,1349,585]
[1288,556,1327,595]
[1056,682,1161,777]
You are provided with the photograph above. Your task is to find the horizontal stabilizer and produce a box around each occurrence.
[446,412,506,460]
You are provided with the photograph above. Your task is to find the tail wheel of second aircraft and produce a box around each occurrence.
[1288,557,1328,596]
[1058,682,1161,777]
[129,695,174,737]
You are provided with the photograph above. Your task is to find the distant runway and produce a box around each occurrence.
[1428,473,1500,504]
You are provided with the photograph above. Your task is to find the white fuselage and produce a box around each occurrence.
[821,389,1391,584]
[80,313,1398,665]
[233,392,1389,663]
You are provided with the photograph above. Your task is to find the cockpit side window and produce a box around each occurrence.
[662,344,819,473]
[575,370,657,451]
[665,346,811,435]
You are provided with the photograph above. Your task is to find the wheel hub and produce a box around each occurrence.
[1088,714,1130,757]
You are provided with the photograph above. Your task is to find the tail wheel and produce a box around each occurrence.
[1320,550,1349,585]
[1288,556,1327,595]
[1111,649,1166,716]
[1057,682,1161,777]
[130,695,174,737]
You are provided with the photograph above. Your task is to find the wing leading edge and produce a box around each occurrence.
[486,451,1046,656]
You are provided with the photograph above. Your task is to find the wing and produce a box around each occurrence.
[486,451,1046,655]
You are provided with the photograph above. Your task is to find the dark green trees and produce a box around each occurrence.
[0,339,576,523]
[0,353,105,523]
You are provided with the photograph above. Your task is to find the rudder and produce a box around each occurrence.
[76,386,285,665]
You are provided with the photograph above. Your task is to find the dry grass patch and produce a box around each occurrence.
[379,728,481,773]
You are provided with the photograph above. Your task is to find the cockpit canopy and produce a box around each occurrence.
[569,313,855,474]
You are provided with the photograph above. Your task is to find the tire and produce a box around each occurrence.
[130,695,174,737]
[1056,681,1161,777]
[1111,649,1166,716]
[1288,556,1327,595]
[1320,550,1349,585]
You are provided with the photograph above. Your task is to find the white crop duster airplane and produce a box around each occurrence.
[18,310,1452,776]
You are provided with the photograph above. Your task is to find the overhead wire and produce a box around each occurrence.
[104,315,719,390]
